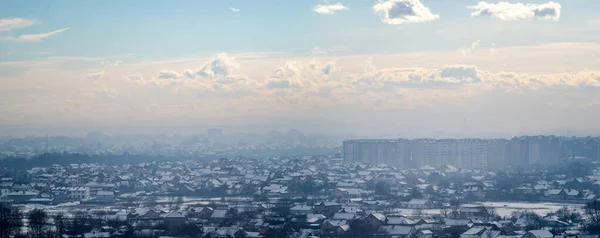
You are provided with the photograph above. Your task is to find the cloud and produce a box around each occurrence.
[89,86,117,100]
[158,70,183,79]
[125,74,146,84]
[468,1,562,21]
[4,27,70,42]
[438,65,480,82]
[372,0,439,25]
[266,61,338,90]
[0,18,35,32]
[87,71,105,80]
[149,54,258,97]
[101,60,122,67]
[230,7,240,12]
[183,53,239,78]
[313,3,349,15]
[461,40,481,56]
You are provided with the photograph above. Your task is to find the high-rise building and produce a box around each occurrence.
[343,136,564,169]
[342,139,410,168]
[510,137,530,165]
[411,139,441,168]
[487,139,510,168]
[527,136,560,166]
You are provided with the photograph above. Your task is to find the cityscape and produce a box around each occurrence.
[1,132,600,237]
[3,0,600,237]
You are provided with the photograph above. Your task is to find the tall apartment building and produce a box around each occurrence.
[455,139,488,169]
[343,136,565,169]
[487,139,510,168]
[526,136,560,166]
[342,140,410,168]
[510,137,530,165]
[411,139,442,168]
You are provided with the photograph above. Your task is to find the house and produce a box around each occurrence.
[52,187,90,201]
[522,230,554,238]
[565,189,582,200]
[315,201,342,216]
[365,213,387,229]
[460,227,503,238]
[407,199,433,209]
[546,189,567,200]
[332,212,356,220]
[211,209,228,222]
[445,219,472,228]
[6,190,38,204]
[380,225,416,238]
[321,220,350,236]
[290,205,313,216]
[161,211,186,228]
[83,231,111,238]
[387,216,416,226]
[95,190,115,202]
[418,230,433,238]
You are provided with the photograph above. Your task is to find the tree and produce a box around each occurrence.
[28,209,49,238]
[412,208,425,218]
[522,211,542,231]
[54,212,68,238]
[374,181,390,196]
[450,198,461,218]
[0,203,23,237]
[584,200,600,234]
[440,206,450,218]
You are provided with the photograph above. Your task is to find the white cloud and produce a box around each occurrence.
[372,0,439,25]
[468,1,561,21]
[0,18,35,32]
[183,53,239,78]
[313,3,349,15]
[266,61,338,89]
[125,74,146,84]
[101,60,122,67]
[87,71,105,80]
[89,86,117,100]
[157,70,183,79]
[4,27,70,42]
[230,7,240,12]
[461,40,481,56]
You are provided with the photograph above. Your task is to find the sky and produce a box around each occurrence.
[1,0,600,138]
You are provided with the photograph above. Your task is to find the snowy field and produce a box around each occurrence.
[389,202,585,218]
[469,202,585,218]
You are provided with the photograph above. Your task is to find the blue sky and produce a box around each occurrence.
[1,0,600,137]
[3,0,599,58]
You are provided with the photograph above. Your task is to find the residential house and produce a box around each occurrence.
[407,199,433,209]
[522,230,554,238]
[380,225,416,238]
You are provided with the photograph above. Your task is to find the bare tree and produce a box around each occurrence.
[440,206,450,218]
[412,208,425,218]
[28,209,49,238]
[0,203,23,237]
[54,212,68,238]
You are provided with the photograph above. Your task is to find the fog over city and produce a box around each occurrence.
[3,0,600,238]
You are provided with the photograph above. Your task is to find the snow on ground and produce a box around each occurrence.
[471,202,585,218]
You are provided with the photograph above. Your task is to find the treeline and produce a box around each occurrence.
[0,153,202,170]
